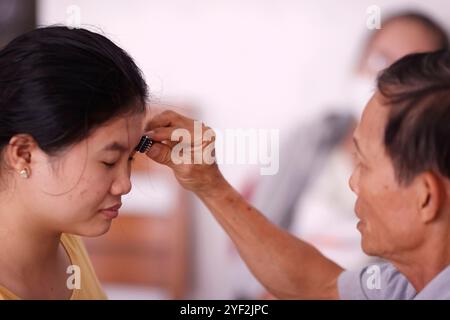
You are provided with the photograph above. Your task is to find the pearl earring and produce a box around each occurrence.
[19,168,29,179]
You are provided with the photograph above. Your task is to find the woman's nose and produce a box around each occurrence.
[110,172,132,196]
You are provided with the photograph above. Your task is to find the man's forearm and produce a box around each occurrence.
[144,111,345,298]
[196,176,344,299]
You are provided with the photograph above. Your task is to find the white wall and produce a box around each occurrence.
[38,0,450,298]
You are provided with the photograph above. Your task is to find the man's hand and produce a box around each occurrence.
[145,110,225,196]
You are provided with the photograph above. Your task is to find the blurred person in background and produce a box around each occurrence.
[230,10,449,299]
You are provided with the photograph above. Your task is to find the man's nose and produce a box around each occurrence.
[349,171,359,195]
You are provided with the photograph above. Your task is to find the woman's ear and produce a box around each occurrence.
[4,134,37,175]
[415,172,443,223]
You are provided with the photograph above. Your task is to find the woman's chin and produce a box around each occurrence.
[72,220,113,237]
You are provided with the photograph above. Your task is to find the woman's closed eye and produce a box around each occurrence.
[102,156,135,168]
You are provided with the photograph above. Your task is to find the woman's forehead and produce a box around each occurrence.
[90,115,144,150]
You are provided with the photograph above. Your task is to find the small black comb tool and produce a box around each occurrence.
[135,135,153,153]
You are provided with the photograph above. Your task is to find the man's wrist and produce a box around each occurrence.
[195,169,229,200]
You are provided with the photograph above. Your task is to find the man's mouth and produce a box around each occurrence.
[357,220,366,231]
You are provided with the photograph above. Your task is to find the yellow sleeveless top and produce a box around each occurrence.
[0,233,107,300]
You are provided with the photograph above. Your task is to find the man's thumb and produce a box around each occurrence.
[145,142,172,166]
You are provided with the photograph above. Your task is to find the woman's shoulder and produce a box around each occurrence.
[61,233,83,250]
[0,285,19,300]
[60,233,108,300]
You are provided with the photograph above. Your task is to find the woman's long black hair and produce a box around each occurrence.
[0,26,148,157]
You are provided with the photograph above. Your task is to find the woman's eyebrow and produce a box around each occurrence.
[102,141,129,153]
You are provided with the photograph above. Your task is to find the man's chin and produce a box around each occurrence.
[360,236,379,257]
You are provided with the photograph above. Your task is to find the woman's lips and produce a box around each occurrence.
[100,203,122,219]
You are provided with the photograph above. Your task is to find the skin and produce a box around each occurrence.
[145,93,450,298]
[0,109,145,299]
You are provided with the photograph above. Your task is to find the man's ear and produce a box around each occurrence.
[415,172,443,223]
[4,134,37,172]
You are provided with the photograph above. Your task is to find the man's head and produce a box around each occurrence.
[349,50,450,260]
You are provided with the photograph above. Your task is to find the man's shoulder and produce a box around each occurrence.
[338,262,416,300]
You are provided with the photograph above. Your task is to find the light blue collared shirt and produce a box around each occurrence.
[338,262,450,300]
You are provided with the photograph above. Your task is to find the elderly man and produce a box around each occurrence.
[146,49,450,299]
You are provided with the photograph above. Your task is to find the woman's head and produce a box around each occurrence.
[0,26,148,236]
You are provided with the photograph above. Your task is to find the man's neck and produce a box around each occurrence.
[390,229,450,292]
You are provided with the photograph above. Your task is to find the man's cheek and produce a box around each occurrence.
[361,176,387,207]
[357,182,372,210]
[357,184,381,223]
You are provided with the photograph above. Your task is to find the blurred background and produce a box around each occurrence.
[1,0,449,299]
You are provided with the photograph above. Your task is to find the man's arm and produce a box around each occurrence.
[145,110,345,299]
[198,174,343,299]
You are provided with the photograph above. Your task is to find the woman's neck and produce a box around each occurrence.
[0,192,69,298]
[0,200,61,263]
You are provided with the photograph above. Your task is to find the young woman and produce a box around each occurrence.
[0,26,148,299]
